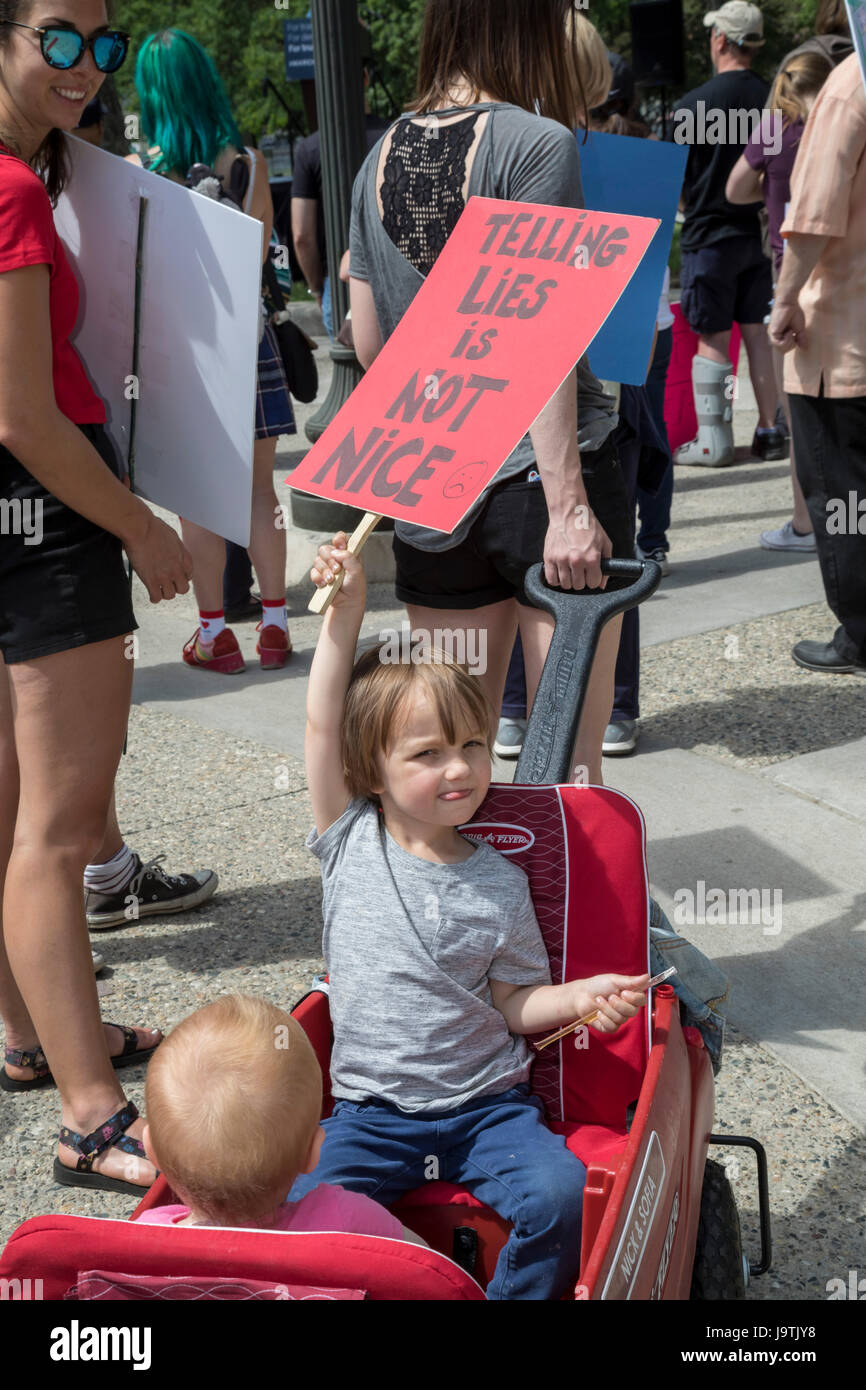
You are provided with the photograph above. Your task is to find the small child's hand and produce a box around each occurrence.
[310,532,366,609]
[571,973,651,1034]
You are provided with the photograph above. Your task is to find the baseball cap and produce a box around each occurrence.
[703,2,765,48]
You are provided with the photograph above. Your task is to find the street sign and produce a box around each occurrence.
[284,17,315,82]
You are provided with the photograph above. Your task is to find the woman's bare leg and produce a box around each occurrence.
[0,652,31,1045]
[771,346,811,535]
[405,600,518,716]
[91,786,124,864]
[3,637,157,1186]
[180,519,225,614]
[405,598,620,785]
[248,437,288,619]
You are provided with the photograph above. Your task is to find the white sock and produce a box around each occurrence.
[199,610,226,642]
[84,842,136,894]
[261,600,288,632]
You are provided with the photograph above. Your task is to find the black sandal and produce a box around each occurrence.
[54,1100,152,1198]
[102,1021,163,1069]
[0,1044,52,1093]
[1,1022,161,1093]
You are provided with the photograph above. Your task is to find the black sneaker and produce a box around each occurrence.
[86,854,219,930]
[751,427,788,461]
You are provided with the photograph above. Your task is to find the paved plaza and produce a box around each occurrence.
[2,335,864,1300]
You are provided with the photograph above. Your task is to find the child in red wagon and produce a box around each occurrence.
[291,535,650,1299]
[136,994,422,1242]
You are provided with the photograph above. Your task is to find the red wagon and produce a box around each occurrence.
[0,563,770,1300]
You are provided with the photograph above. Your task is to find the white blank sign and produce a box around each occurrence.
[55,136,262,546]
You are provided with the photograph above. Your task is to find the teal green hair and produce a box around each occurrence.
[135,29,243,177]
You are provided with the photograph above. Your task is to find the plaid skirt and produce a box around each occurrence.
[256,320,297,440]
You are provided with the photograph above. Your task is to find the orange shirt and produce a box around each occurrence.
[781,55,866,398]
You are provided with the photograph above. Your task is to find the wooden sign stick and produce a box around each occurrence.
[308,511,382,615]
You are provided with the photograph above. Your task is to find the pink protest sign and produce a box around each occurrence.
[289,197,660,532]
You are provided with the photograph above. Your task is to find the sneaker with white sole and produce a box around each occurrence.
[760,520,816,552]
[91,948,105,973]
[494,718,527,759]
[86,853,218,930]
[602,719,639,756]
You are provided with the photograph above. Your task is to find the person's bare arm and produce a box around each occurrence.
[292,197,324,297]
[725,154,764,205]
[530,370,611,591]
[247,152,274,264]
[349,275,383,369]
[0,264,192,601]
[768,232,829,351]
[490,973,650,1036]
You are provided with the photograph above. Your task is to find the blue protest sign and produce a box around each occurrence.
[577,131,687,384]
[284,17,315,82]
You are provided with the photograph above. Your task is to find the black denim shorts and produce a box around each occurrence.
[680,237,773,335]
[0,423,137,663]
[393,432,634,610]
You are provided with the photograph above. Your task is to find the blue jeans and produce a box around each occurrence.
[289,1084,586,1300]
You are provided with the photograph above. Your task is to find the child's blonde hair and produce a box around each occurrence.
[769,50,832,128]
[342,645,495,802]
[145,995,322,1227]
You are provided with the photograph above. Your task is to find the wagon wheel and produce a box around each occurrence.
[689,1159,746,1300]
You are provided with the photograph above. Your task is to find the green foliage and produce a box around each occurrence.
[112,0,829,147]
[357,1,426,117]
[113,0,425,144]
[113,0,306,142]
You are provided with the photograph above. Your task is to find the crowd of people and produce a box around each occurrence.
[0,0,863,1300]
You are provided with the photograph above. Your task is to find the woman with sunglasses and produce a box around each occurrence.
[0,0,192,1197]
[131,29,296,674]
[350,0,633,785]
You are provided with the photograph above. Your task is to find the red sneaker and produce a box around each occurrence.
[256,623,293,670]
[182,628,246,674]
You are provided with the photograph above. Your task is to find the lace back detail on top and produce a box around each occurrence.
[379,114,481,277]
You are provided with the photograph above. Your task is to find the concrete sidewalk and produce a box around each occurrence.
[3,339,863,1299]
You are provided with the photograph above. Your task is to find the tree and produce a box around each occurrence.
[113,0,305,143]
[589,0,824,97]
[113,0,830,146]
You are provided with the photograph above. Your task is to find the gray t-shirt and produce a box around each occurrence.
[307,799,551,1112]
[350,102,618,552]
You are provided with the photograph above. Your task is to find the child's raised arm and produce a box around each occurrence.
[306,533,366,835]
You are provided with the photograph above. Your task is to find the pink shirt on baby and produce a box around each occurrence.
[136,1183,404,1239]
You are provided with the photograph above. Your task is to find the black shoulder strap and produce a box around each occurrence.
[262,254,285,313]
[226,154,251,212]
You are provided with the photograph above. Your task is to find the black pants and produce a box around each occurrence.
[789,389,866,662]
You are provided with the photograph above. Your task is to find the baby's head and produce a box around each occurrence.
[342,644,495,820]
[144,995,323,1227]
